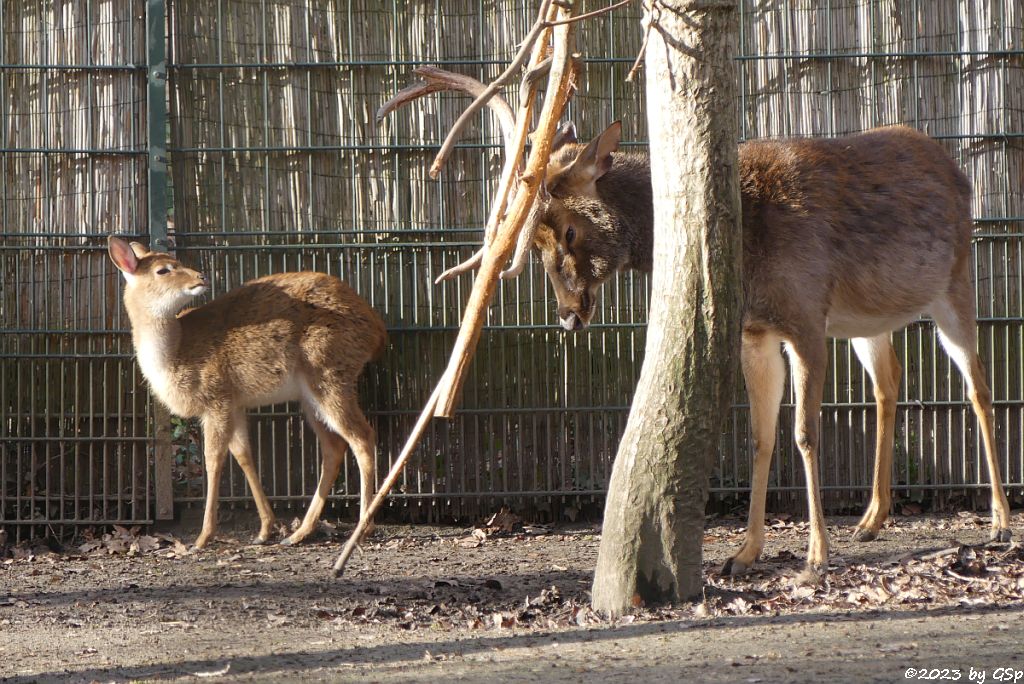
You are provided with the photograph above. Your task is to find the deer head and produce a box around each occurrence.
[108,236,208,319]
[534,120,652,330]
[382,68,650,331]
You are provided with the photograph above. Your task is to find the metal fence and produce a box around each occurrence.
[2,0,1022,537]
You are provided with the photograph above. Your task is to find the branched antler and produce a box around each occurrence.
[377,65,521,283]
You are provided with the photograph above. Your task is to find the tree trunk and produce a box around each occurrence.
[591,0,741,615]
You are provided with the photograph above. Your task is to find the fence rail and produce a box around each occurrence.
[2,0,1023,538]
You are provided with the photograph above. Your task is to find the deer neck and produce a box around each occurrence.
[123,294,186,409]
[597,153,654,273]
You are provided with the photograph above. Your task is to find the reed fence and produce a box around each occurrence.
[2,0,1022,538]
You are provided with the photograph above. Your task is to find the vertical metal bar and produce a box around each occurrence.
[216,0,226,234]
[825,0,833,136]
[86,0,94,236]
[912,0,919,130]
[148,0,174,521]
[81,0,91,528]
[305,2,313,237]
[0,0,5,234]
[148,1,169,249]
[261,0,271,238]
[738,0,746,141]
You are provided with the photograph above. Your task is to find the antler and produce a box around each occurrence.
[377,61,558,283]
[377,65,520,282]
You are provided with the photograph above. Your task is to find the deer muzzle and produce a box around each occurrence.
[559,310,584,331]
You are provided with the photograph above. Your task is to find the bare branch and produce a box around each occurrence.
[332,385,441,577]
[500,188,546,279]
[434,4,577,418]
[375,65,524,283]
[376,66,516,160]
[627,0,660,82]
[547,0,634,26]
[333,0,583,577]
[520,53,585,104]
[374,81,447,124]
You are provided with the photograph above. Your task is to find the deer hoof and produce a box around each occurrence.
[990,528,1012,543]
[721,556,752,576]
[250,535,270,546]
[851,527,878,543]
[280,531,311,546]
[795,564,824,587]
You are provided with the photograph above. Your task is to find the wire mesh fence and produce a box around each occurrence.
[2,0,1022,537]
[1,0,154,537]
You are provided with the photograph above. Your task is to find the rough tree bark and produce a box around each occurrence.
[591,0,741,615]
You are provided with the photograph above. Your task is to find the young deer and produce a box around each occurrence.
[108,236,387,549]
[531,122,1013,579]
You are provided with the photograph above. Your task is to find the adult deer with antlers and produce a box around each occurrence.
[383,68,1012,580]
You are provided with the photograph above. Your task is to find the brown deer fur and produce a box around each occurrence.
[535,124,1011,580]
[108,236,387,549]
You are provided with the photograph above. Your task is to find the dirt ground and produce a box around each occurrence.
[4,511,1024,683]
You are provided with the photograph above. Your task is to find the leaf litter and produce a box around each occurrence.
[2,512,1023,637]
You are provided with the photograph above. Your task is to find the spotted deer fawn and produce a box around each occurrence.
[108,236,387,549]
[387,69,1013,581]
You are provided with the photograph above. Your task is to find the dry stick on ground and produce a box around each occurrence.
[332,4,577,577]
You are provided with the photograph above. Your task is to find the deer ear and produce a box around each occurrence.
[569,120,621,185]
[128,241,151,258]
[551,121,578,152]
[108,236,139,277]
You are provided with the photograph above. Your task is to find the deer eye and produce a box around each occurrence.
[565,226,576,246]
[156,267,171,275]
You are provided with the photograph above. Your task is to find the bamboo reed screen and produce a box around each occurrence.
[1,0,152,537]
[2,1,1022,536]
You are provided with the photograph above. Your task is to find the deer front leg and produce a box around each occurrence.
[227,413,276,545]
[787,334,829,584]
[193,414,232,550]
[723,329,785,576]
[850,335,900,542]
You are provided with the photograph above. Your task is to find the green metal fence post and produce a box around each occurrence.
[147,0,174,521]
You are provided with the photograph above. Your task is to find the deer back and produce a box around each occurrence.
[535,124,974,337]
[109,237,386,417]
[175,273,387,409]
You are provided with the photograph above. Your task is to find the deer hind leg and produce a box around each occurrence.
[850,335,901,542]
[193,412,233,550]
[930,283,1012,542]
[226,412,276,545]
[723,328,786,576]
[323,391,378,542]
[283,382,377,545]
[280,404,347,546]
[786,333,829,583]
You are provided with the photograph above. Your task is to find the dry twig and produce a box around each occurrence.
[627,0,660,82]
